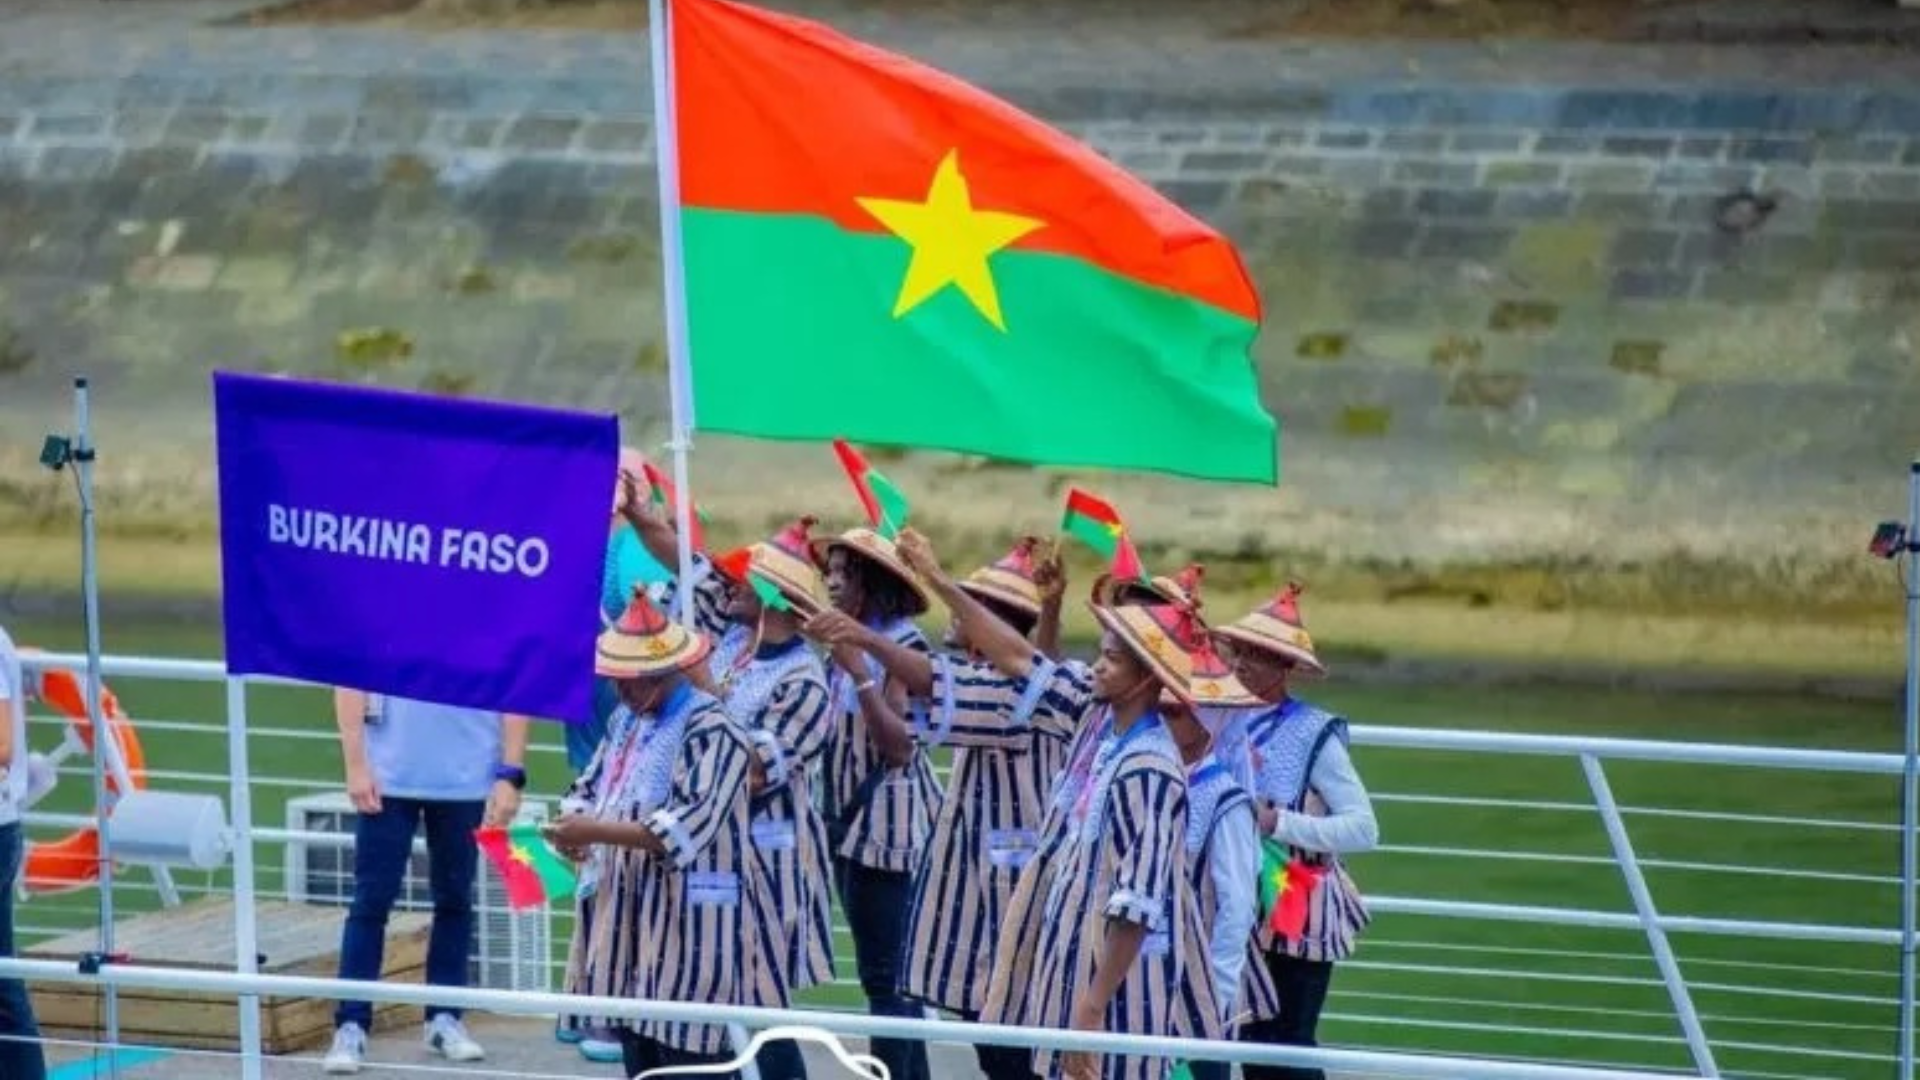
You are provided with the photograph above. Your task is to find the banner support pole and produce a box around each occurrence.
[72,377,123,1076]
[650,0,700,624]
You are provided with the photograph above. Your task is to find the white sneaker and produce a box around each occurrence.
[425,1014,486,1062]
[323,1023,367,1075]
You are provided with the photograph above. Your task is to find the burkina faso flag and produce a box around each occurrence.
[669,0,1278,484]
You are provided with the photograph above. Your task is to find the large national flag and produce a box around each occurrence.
[214,373,616,723]
[670,0,1278,484]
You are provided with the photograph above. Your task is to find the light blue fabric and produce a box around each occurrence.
[601,525,673,622]
[363,696,502,801]
[0,625,25,827]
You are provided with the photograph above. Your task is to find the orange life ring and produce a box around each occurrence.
[16,653,148,895]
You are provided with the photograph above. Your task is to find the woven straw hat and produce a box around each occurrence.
[713,516,826,612]
[1214,581,1326,676]
[1091,563,1206,609]
[1088,600,1196,705]
[595,586,712,679]
[809,527,932,616]
[959,536,1044,619]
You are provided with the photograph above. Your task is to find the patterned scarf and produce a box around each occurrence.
[1248,698,1344,810]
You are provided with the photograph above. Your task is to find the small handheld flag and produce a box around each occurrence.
[475,824,577,911]
[641,460,709,553]
[1258,836,1327,940]
[714,547,801,614]
[1061,487,1146,584]
[831,439,911,540]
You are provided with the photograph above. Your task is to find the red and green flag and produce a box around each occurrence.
[1258,836,1326,940]
[1062,487,1146,584]
[713,547,794,612]
[670,0,1277,484]
[641,460,709,553]
[831,438,911,540]
[474,824,577,911]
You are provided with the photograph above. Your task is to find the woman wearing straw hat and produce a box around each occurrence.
[545,587,785,1078]
[805,525,940,1080]
[1212,585,1379,1080]
[876,529,1219,1080]
[803,535,1068,1080]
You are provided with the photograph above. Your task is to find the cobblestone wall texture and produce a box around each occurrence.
[2,8,1919,583]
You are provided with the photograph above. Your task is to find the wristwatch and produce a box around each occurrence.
[493,765,527,790]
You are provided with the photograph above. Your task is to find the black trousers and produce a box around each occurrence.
[956,1008,1043,1080]
[753,1033,810,1080]
[1237,952,1337,1080]
[833,857,931,1080]
[619,1029,739,1079]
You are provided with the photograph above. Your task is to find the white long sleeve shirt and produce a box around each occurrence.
[1267,736,1380,854]
[1205,799,1260,1020]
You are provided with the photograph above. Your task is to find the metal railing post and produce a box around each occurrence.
[226,677,265,1080]
[1580,754,1719,1077]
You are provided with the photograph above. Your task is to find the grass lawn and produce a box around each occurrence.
[7,616,1904,1079]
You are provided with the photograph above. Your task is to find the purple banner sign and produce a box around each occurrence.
[214,372,617,723]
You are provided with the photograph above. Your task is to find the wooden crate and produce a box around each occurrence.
[27,897,432,1054]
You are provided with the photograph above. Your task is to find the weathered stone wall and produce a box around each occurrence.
[2,15,1918,610]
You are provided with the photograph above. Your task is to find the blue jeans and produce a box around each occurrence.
[334,798,485,1030]
[833,858,928,1080]
[0,822,47,1080]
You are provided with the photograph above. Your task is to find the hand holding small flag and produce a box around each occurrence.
[475,823,578,912]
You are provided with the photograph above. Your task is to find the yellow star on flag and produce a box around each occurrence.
[856,149,1044,332]
[509,843,535,866]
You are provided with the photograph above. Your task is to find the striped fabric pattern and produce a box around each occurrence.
[902,655,1075,1013]
[983,666,1220,1080]
[821,617,943,872]
[585,696,791,1056]
[1184,763,1253,1030]
[732,647,839,990]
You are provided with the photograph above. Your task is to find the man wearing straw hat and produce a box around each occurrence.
[545,586,785,1078]
[0,620,44,1080]
[692,516,840,1080]
[878,528,1219,1080]
[804,536,1067,1080]
[1212,585,1379,1080]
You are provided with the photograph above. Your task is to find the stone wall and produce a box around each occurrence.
[2,18,1918,609]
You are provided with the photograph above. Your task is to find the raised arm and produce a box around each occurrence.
[896,529,1036,680]
[1031,542,1067,662]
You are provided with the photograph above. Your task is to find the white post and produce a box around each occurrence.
[71,377,122,1074]
[225,678,265,1080]
[649,0,700,627]
[1898,458,1919,1080]
[1579,754,1718,1077]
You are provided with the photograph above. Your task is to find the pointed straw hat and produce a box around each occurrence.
[959,536,1044,619]
[1213,581,1327,677]
[712,516,826,613]
[595,586,712,679]
[1088,600,1196,705]
[808,527,932,616]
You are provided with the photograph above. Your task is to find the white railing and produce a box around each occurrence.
[9,650,1908,1080]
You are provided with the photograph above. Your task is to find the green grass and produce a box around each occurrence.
[7,617,1904,1078]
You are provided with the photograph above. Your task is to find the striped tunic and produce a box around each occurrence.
[983,663,1221,1080]
[709,627,838,990]
[821,617,942,873]
[576,685,790,1056]
[901,654,1075,1014]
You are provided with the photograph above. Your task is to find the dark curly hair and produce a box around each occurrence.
[854,555,922,624]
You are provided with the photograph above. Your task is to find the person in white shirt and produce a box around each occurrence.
[1213,585,1379,1080]
[0,623,47,1080]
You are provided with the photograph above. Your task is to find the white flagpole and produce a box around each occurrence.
[649,0,700,626]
